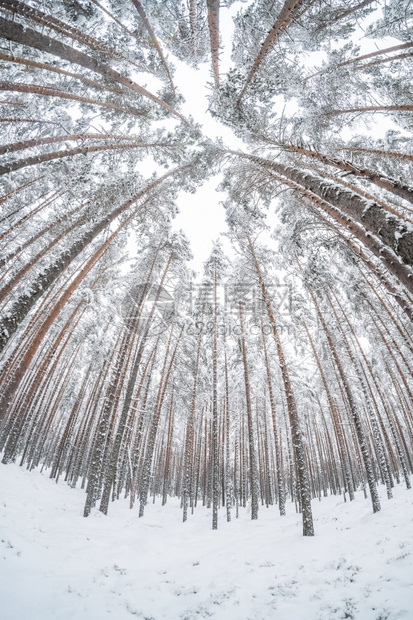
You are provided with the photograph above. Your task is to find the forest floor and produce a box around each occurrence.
[0,463,412,620]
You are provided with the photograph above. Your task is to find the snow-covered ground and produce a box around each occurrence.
[1,463,412,620]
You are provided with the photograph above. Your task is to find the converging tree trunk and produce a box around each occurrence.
[248,237,314,536]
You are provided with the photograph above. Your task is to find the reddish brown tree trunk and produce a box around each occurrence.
[0,16,186,121]
[207,0,220,88]
[237,0,306,104]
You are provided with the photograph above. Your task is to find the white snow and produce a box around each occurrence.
[1,463,413,619]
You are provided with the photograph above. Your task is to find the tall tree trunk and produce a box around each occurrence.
[239,302,259,520]
[353,50,413,71]
[339,147,413,162]
[206,0,220,89]
[0,196,96,269]
[308,289,381,513]
[139,324,182,517]
[235,151,413,262]
[99,249,168,515]
[0,202,144,439]
[237,0,306,104]
[0,131,136,154]
[189,0,197,58]
[83,329,127,516]
[89,0,152,50]
[248,237,314,535]
[258,164,413,296]
[0,81,144,117]
[303,321,355,501]
[313,0,377,34]
[1,0,125,59]
[306,40,413,80]
[183,322,203,522]
[0,16,186,122]
[327,291,392,500]
[325,105,413,117]
[212,262,219,529]
[0,139,163,176]
[251,139,413,205]
[0,51,124,94]
[261,317,285,515]
[162,389,175,506]
[130,0,175,94]
[308,208,413,322]
[224,338,232,522]
[129,346,158,509]
[0,176,42,208]
[0,166,188,352]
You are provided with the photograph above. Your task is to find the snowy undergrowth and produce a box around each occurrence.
[1,464,412,620]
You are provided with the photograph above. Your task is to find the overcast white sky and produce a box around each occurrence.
[168,3,245,277]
